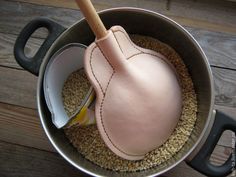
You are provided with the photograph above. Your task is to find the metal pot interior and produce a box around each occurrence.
[38,8,214,177]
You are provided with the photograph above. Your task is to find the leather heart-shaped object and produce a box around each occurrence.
[84,26,182,160]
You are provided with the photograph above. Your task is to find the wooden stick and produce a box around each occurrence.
[75,0,107,39]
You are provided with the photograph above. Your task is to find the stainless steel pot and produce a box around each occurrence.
[14,8,236,177]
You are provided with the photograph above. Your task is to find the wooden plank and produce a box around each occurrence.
[0,102,234,153]
[1,29,236,71]
[0,66,37,109]
[186,28,236,70]
[0,102,54,152]
[136,0,236,34]
[217,130,235,147]
[214,105,236,147]
[165,145,235,177]
[9,0,80,9]
[0,0,82,37]
[210,144,233,166]
[0,2,236,70]
[213,67,236,107]
[0,32,45,70]
[0,141,88,177]
[1,65,236,109]
[0,140,234,177]
[164,162,207,177]
[9,0,236,34]
[0,102,234,151]
[165,0,236,28]
[167,16,236,35]
[0,68,233,176]
[216,105,236,119]
[7,0,169,11]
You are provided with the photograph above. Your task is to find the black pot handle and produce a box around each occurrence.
[187,110,236,177]
[14,17,66,76]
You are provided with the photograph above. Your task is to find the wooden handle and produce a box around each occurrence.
[75,0,107,39]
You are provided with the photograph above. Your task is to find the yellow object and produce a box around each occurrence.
[66,91,95,127]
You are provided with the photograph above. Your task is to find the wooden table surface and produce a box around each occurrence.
[0,0,236,176]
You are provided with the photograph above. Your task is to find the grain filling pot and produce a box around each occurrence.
[14,8,236,177]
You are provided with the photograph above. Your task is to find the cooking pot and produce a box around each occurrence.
[14,8,236,177]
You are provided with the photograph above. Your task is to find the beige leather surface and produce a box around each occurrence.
[84,26,182,160]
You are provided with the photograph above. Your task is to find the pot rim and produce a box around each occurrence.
[37,7,215,177]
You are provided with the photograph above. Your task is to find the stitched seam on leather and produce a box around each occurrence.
[104,71,115,93]
[90,46,105,95]
[128,52,165,60]
[92,28,175,157]
[90,41,145,157]
[100,54,162,157]
[112,29,143,53]
[127,52,178,85]
[113,29,169,63]
[112,31,124,54]
[90,28,172,157]
[96,42,115,70]
[105,52,173,156]
[127,52,144,60]
[99,73,145,157]
[146,53,167,61]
